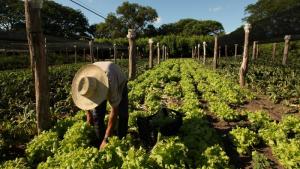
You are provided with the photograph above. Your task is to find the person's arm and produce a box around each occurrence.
[86,110,93,125]
[100,106,119,149]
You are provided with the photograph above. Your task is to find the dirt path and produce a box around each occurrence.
[239,94,299,121]
[206,113,252,169]
[204,94,297,169]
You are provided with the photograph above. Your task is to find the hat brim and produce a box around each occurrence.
[72,64,109,110]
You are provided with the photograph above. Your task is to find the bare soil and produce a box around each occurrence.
[205,94,298,169]
[239,94,299,121]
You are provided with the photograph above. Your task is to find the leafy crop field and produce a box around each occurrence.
[2,59,299,168]
[0,59,148,163]
[216,55,300,108]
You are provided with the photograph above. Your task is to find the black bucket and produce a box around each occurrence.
[137,108,183,147]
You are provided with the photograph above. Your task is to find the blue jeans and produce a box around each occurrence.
[92,83,128,142]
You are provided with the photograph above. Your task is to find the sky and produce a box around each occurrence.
[55,0,256,34]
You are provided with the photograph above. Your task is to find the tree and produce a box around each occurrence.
[88,24,97,37]
[0,0,89,39]
[143,24,157,37]
[157,23,176,35]
[95,2,158,38]
[157,19,224,36]
[244,0,300,23]
[116,2,158,32]
[42,1,89,39]
[0,0,24,31]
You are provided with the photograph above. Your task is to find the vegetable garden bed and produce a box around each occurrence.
[1,59,299,168]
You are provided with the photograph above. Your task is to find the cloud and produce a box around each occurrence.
[209,6,222,12]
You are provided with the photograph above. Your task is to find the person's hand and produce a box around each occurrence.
[99,140,107,150]
[86,111,93,125]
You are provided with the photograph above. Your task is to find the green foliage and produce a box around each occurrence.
[0,60,147,155]
[257,115,300,168]
[229,127,259,155]
[59,121,95,153]
[25,131,59,165]
[150,137,188,168]
[244,0,300,23]
[38,147,102,169]
[0,1,89,38]
[246,110,272,130]
[272,139,300,169]
[158,18,225,36]
[217,55,300,105]
[96,34,214,57]
[200,145,231,169]
[95,1,158,38]
[0,158,29,169]
[208,101,240,121]
[52,118,75,139]
[251,151,270,169]
[42,1,89,39]
[0,0,24,31]
[6,58,299,169]
[121,147,157,169]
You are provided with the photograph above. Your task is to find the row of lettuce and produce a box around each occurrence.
[215,53,300,107]
[1,59,299,168]
[0,59,148,162]
[1,59,231,168]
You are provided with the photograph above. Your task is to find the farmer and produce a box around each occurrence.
[71,61,128,149]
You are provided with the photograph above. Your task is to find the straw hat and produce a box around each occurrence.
[71,64,109,110]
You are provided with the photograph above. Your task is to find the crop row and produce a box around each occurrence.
[0,59,148,162]
[1,59,233,168]
[2,58,298,168]
[217,56,300,107]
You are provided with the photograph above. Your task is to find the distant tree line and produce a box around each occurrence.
[0,1,225,40]
[92,2,225,38]
[220,0,300,45]
[0,0,91,39]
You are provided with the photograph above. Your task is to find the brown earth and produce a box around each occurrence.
[239,94,299,121]
[205,93,300,169]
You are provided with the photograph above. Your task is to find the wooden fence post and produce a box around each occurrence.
[167,49,169,59]
[74,45,77,64]
[4,48,7,57]
[191,46,194,58]
[239,23,251,87]
[234,44,238,59]
[157,42,160,64]
[272,43,276,60]
[24,0,50,133]
[255,42,259,59]
[83,48,86,62]
[203,41,206,64]
[96,46,99,61]
[165,46,167,60]
[113,44,117,63]
[148,38,153,68]
[44,37,47,54]
[218,46,221,59]
[162,45,165,61]
[197,44,200,60]
[136,47,139,60]
[66,48,68,58]
[213,35,218,69]
[194,46,197,59]
[282,35,291,65]
[127,29,136,79]
[252,41,256,60]
[89,40,94,63]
